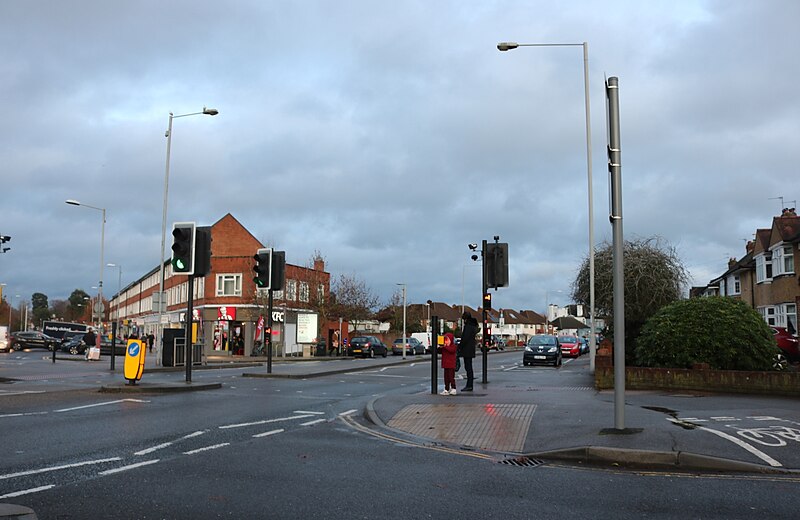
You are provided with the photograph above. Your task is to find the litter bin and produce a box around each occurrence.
[315,340,327,357]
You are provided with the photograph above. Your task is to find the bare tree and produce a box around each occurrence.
[331,273,380,332]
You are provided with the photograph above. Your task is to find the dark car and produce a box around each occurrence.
[392,337,425,355]
[60,335,88,355]
[99,337,126,356]
[348,336,388,358]
[557,335,582,358]
[523,335,562,367]
[10,331,60,351]
[58,330,85,347]
[772,326,799,363]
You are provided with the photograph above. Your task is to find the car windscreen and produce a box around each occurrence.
[528,337,556,346]
[559,336,578,343]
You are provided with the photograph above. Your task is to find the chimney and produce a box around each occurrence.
[728,257,737,269]
[313,258,325,272]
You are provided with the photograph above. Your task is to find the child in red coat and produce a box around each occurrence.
[439,333,458,395]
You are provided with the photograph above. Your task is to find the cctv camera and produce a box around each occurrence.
[468,243,477,250]
[471,254,479,261]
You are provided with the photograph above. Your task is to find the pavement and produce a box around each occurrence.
[3,349,800,518]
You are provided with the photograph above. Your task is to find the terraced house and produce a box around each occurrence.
[700,208,799,333]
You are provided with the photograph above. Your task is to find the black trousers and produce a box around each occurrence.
[463,356,474,388]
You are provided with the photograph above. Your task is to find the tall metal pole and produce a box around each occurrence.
[607,76,625,430]
[430,315,439,394]
[156,112,174,367]
[582,42,597,373]
[481,239,489,384]
[184,274,195,382]
[267,289,274,373]
[401,284,407,359]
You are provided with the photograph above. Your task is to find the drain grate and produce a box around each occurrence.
[499,456,545,467]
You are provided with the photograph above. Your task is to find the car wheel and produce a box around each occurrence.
[773,353,789,371]
[69,345,79,355]
[382,349,387,358]
[369,348,375,359]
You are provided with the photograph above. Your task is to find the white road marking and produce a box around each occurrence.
[0,390,46,397]
[219,414,316,429]
[0,457,122,480]
[98,459,160,475]
[55,399,149,413]
[0,485,55,499]
[668,418,782,467]
[183,443,230,455]
[678,418,708,422]
[253,429,284,438]
[294,410,325,415]
[0,412,48,418]
[710,416,739,422]
[300,419,326,426]
[134,442,173,456]
[183,431,206,439]
[339,409,357,416]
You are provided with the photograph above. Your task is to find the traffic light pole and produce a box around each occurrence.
[267,288,273,374]
[430,315,439,394]
[481,239,489,384]
[185,274,194,383]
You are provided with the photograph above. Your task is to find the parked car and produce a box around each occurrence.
[410,333,432,354]
[348,336,388,358]
[10,331,60,351]
[60,335,88,355]
[58,330,85,347]
[523,335,562,367]
[772,326,799,363]
[579,337,590,355]
[557,335,582,358]
[392,337,425,355]
[487,335,505,351]
[99,337,126,356]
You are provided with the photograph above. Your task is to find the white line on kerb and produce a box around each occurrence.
[667,418,782,467]
[55,399,150,413]
[0,457,122,480]
[301,419,326,426]
[183,443,230,455]
[253,429,284,438]
[0,485,55,499]
[99,459,160,476]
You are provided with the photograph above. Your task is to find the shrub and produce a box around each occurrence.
[635,297,776,371]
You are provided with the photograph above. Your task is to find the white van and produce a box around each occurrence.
[410,333,432,354]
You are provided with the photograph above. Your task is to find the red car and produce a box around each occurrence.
[557,335,581,358]
[772,327,799,363]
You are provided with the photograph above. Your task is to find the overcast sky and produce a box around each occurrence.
[2,0,798,315]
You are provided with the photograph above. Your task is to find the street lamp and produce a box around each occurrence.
[396,283,407,359]
[107,263,122,322]
[497,41,596,370]
[66,199,105,327]
[156,107,218,365]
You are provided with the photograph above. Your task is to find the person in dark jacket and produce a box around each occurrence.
[459,312,478,391]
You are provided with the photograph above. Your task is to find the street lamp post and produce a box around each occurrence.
[397,283,407,359]
[66,200,106,328]
[497,41,596,370]
[107,263,122,324]
[156,107,218,366]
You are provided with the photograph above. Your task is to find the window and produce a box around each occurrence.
[299,282,310,303]
[216,274,242,297]
[772,244,795,276]
[317,284,325,303]
[730,274,741,295]
[759,306,776,326]
[285,280,297,301]
[776,303,797,333]
[756,253,773,283]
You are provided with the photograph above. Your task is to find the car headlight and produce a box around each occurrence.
[548,347,557,353]
[525,346,533,352]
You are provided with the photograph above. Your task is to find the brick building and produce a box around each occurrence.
[108,214,332,358]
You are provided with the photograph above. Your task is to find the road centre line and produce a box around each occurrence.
[253,429,284,438]
[183,443,230,455]
[219,414,316,429]
[0,390,46,397]
[667,418,782,467]
[294,410,325,415]
[55,399,150,413]
[99,459,160,475]
[0,412,48,418]
[183,431,206,438]
[0,485,55,499]
[0,457,122,480]
[300,419,326,426]
[135,442,173,456]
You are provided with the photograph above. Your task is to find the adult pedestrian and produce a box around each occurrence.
[439,332,458,395]
[83,328,97,360]
[147,332,155,353]
[459,311,478,392]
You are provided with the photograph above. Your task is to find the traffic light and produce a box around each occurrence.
[483,292,492,310]
[485,242,509,289]
[194,227,212,276]
[270,250,286,291]
[171,222,196,275]
[0,235,9,254]
[253,248,273,289]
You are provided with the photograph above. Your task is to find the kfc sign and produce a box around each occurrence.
[218,306,236,321]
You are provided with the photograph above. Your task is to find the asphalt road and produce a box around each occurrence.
[1,350,799,519]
